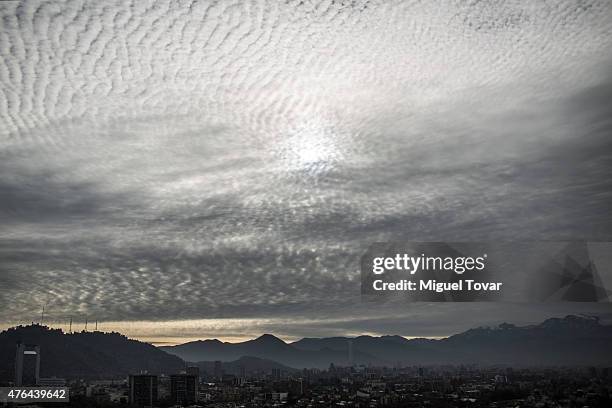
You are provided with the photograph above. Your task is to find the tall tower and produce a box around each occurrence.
[213,361,223,381]
[170,374,198,406]
[129,374,158,408]
[15,342,40,386]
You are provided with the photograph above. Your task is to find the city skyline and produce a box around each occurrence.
[2,315,612,406]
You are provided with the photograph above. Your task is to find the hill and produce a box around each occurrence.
[0,324,185,382]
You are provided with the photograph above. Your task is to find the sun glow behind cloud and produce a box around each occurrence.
[275,119,347,175]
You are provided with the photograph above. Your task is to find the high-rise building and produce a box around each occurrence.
[170,374,198,406]
[213,360,223,380]
[186,365,200,381]
[128,374,158,408]
[15,343,40,386]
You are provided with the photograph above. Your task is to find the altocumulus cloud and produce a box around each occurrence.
[1,0,612,341]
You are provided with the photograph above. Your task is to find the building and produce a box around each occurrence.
[186,365,200,382]
[170,374,198,406]
[15,342,40,386]
[214,360,223,380]
[270,392,288,402]
[128,374,158,408]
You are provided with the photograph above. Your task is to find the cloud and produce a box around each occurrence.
[1,0,612,339]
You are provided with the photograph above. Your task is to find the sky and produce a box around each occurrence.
[1,0,612,345]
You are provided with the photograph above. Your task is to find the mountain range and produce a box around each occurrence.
[161,315,612,368]
[2,315,612,382]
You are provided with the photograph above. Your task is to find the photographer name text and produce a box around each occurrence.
[372,279,502,292]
